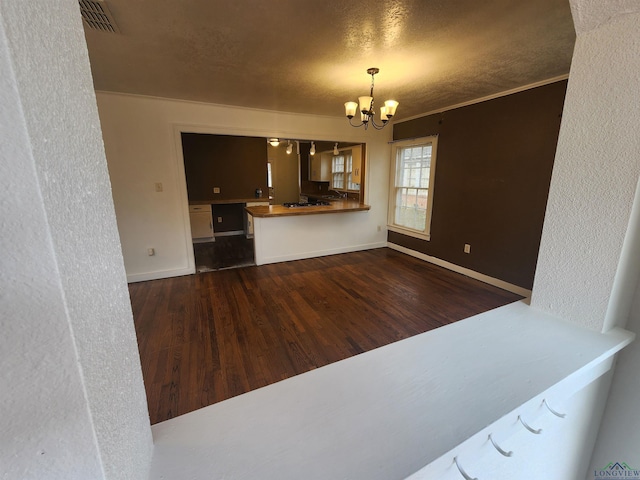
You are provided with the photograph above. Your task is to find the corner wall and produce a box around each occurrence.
[390,81,567,290]
[0,1,152,478]
[528,2,640,476]
[531,11,640,332]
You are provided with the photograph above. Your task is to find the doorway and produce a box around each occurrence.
[181,133,267,272]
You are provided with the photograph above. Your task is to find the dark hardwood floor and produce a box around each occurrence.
[193,235,255,272]
[129,248,522,424]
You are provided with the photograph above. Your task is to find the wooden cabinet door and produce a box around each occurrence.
[351,145,363,184]
[310,153,331,181]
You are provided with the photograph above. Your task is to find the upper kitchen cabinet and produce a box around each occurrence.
[351,145,362,185]
[310,151,331,182]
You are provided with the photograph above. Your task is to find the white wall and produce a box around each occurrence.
[590,282,640,475]
[253,210,384,265]
[97,92,390,282]
[0,2,152,479]
[530,2,640,477]
[531,7,640,332]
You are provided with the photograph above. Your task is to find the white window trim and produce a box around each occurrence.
[387,135,438,241]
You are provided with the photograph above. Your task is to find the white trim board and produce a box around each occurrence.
[127,266,194,283]
[387,242,532,298]
[215,230,245,237]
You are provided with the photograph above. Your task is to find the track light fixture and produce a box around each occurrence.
[286,141,293,154]
[344,67,398,130]
[333,143,339,155]
[310,141,316,155]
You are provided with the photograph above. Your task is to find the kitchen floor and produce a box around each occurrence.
[193,235,255,272]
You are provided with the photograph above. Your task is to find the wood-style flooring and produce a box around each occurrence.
[130,248,522,424]
[193,235,254,272]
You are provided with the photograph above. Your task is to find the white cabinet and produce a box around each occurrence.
[189,204,214,240]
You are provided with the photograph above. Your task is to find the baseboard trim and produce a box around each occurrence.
[387,243,532,298]
[127,266,195,283]
[215,230,245,237]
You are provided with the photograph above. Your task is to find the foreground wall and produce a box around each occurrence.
[97,92,390,282]
[531,3,640,478]
[0,1,152,478]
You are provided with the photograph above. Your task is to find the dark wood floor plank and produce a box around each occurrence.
[129,248,522,424]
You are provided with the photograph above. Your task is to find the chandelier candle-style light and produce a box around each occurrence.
[345,68,398,130]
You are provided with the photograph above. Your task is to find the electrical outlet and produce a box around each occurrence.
[377,225,382,232]
[464,244,471,254]
[217,217,223,223]
[147,248,155,256]
[213,187,220,194]
[154,182,163,192]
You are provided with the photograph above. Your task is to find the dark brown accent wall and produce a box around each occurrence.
[212,203,245,233]
[390,80,567,290]
[181,133,268,201]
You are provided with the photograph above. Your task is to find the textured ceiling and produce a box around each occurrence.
[81,0,576,121]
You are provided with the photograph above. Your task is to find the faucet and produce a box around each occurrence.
[329,190,348,199]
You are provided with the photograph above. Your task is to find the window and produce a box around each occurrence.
[388,136,438,240]
[331,154,345,189]
[331,149,359,192]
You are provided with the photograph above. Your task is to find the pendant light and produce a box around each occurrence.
[344,68,398,130]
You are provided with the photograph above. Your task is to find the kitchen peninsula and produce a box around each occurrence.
[244,199,376,266]
[244,199,369,218]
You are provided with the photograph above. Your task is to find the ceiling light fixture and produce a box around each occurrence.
[333,143,339,155]
[344,68,398,130]
[310,142,316,156]
[286,141,293,154]
[268,138,280,147]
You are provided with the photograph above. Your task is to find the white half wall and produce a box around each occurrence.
[96,92,391,282]
[0,1,152,478]
[252,212,386,265]
[589,279,640,475]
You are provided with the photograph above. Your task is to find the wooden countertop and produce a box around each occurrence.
[245,200,370,218]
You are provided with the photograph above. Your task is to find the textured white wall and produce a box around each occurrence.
[0,1,152,479]
[531,1,640,476]
[96,92,390,282]
[531,8,640,332]
[0,16,104,480]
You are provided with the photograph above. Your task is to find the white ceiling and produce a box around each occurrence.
[81,0,576,121]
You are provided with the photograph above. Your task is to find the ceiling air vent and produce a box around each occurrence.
[79,0,120,33]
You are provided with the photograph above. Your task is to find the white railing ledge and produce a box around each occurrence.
[148,301,634,480]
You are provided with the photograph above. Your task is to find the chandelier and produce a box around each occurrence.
[344,68,398,130]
